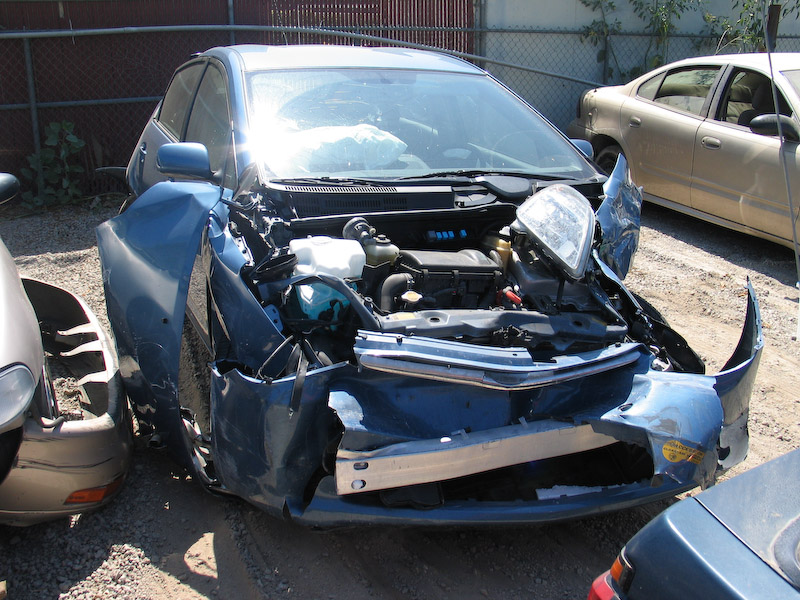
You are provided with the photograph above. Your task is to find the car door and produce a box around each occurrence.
[620,65,723,208]
[691,68,799,244]
[127,61,206,197]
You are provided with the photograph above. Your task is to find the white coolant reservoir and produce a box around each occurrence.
[289,236,366,321]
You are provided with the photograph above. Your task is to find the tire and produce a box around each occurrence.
[595,144,623,176]
[178,317,216,485]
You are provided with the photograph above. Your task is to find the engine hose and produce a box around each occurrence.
[256,334,295,379]
[378,273,414,312]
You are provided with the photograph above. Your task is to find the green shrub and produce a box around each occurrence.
[21,121,86,209]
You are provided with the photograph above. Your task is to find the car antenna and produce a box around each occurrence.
[762,1,800,340]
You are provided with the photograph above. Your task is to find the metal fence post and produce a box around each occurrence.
[228,0,236,45]
[23,36,44,191]
[474,0,486,68]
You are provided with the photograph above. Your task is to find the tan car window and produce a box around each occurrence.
[637,73,663,100]
[717,70,792,126]
[653,67,720,116]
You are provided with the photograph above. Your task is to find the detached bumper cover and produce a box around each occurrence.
[0,279,132,526]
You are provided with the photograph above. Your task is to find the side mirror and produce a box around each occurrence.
[749,114,800,142]
[156,143,214,181]
[571,139,594,159]
[0,173,20,206]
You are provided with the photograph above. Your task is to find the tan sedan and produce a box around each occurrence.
[567,54,800,249]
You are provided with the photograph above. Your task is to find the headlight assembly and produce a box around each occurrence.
[513,184,596,281]
[0,364,36,431]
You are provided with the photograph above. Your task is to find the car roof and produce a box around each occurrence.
[663,52,800,72]
[203,44,483,74]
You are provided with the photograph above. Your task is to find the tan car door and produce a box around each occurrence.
[621,66,722,208]
[691,70,798,244]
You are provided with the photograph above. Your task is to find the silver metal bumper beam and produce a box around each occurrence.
[335,418,617,495]
[354,332,644,390]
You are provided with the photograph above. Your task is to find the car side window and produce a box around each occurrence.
[652,67,720,116]
[716,69,792,126]
[636,73,664,101]
[185,64,232,184]
[158,63,205,139]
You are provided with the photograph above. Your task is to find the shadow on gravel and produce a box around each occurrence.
[641,203,799,288]
[235,490,678,600]
[0,447,260,600]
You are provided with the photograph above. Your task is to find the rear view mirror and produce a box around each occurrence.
[749,114,800,142]
[156,143,214,181]
[570,139,594,160]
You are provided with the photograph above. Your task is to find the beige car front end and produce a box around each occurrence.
[0,239,132,526]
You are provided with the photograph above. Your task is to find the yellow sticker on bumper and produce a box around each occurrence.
[662,440,704,465]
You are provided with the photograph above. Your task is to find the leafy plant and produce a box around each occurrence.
[629,0,702,69]
[702,1,799,53]
[579,0,702,82]
[579,0,624,81]
[20,121,86,209]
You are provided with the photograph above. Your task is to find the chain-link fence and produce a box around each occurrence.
[3,12,800,196]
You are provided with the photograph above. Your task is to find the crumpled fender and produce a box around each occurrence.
[596,154,643,280]
[597,281,762,488]
[96,181,222,450]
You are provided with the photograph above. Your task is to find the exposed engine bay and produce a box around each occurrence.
[224,182,700,380]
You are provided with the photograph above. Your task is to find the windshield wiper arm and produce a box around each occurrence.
[398,170,574,182]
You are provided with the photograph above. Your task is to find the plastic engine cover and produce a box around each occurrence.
[397,249,502,308]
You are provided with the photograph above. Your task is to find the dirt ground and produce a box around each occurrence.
[1,200,798,600]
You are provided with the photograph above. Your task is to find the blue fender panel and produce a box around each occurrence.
[96,181,222,452]
[596,154,642,280]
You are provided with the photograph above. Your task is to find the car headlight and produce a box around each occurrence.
[0,364,36,430]
[513,184,596,281]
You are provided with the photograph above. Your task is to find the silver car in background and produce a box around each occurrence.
[0,174,131,526]
[568,54,800,249]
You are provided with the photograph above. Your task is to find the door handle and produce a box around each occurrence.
[628,116,642,128]
[701,136,721,150]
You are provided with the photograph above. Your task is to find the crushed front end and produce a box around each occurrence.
[99,164,762,526]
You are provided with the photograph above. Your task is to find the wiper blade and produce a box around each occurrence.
[398,170,574,182]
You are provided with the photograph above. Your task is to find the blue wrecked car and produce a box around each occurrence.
[97,45,762,526]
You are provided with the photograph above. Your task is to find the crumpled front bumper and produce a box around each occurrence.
[208,284,761,527]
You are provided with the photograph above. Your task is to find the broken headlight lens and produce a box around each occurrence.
[513,184,596,281]
[0,364,36,431]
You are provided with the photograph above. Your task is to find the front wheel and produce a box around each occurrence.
[595,144,623,176]
[178,317,216,486]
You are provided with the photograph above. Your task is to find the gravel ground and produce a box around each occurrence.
[1,200,798,600]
